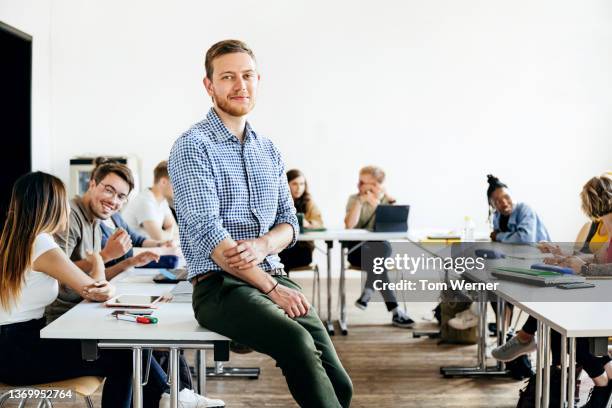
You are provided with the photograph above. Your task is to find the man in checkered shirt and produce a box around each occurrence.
[168,40,352,408]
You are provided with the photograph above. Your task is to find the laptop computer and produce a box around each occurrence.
[374,205,409,232]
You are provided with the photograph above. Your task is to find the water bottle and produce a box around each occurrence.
[463,216,475,241]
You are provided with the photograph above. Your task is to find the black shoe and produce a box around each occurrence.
[230,341,253,354]
[583,383,612,408]
[355,298,368,310]
[392,314,415,328]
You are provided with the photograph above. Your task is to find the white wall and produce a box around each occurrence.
[0,0,52,172]
[5,0,612,241]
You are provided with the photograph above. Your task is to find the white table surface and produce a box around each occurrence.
[461,242,612,338]
[297,228,416,241]
[40,269,227,342]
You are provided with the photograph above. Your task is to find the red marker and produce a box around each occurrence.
[116,314,151,324]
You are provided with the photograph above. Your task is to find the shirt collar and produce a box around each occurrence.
[207,108,257,143]
[73,195,98,225]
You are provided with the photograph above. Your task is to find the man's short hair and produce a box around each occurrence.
[360,165,386,184]
[90,158,135,192]
[153,161,169,184]
[205,39,256,80]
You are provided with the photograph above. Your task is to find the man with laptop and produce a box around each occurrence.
[344,165,414,328]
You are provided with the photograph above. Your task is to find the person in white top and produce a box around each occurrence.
[0,172,136,407]
[123,161,178,241]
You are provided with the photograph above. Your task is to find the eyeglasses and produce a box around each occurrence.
[99,183,129,203]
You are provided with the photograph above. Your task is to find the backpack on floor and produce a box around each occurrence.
[516,368,562,408]
[439,301,478,345]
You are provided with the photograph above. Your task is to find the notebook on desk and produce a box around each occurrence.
[492,266,586,287]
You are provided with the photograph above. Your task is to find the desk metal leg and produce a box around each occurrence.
[560,334,568,408]
[495,299,507,372]
[132,347,143,408]
[536,320,544,408]
[542,324,551,408]
[440,291,509,377]
[196,350,207,395]
[568,338,576,408]
[325,241,334,335]
[169,347,180,408]
[338,246,348,335]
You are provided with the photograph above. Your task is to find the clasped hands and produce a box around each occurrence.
[222,237,310,318]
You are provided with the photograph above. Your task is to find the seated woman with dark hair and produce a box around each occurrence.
[487,174,551,243]
[450,174,551,330]
[278,169,323,271]
[0,172,136,408]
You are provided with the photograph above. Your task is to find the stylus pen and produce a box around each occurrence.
[116,314,151,324]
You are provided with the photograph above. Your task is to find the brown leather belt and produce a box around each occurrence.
[190,268,286,286]
[190,272,216,286]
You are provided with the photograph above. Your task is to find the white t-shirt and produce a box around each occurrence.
[0,233,59,325]
[122,189,172,238]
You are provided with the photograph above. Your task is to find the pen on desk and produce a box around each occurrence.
[116,314,152,324]
[126,314,158,324]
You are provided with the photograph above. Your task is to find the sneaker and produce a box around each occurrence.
[392,314,415,328]
[448,308,479,330]
[491,335,537,362]
[159,388,225,408]
[354,298,368,310]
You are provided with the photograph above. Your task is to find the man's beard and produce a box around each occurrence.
[214,93,255,117]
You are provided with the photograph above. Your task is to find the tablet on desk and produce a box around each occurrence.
[106,295,163,308]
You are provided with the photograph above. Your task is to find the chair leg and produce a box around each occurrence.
[0,391,10,407]
[315,265,321,311]
[36,399,52,408]
[312,268,317,309]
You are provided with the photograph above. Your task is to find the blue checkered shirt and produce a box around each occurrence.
[168,108,299,279]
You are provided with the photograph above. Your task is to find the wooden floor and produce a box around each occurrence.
[2,276,560,407]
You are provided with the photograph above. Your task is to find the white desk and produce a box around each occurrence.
[41,269,229,408]
[298,229,415,334]
[459,243,612,408]
[492,277,612,408]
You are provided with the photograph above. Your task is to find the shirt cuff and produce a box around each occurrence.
[275,215,299,248]
[199,225,231,259]
[494,232,508,242]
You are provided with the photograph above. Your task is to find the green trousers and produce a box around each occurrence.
[193,272,353,408]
